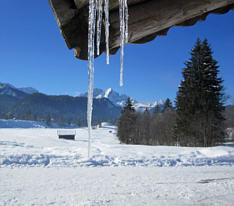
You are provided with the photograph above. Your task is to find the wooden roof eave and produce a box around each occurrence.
[48,0,234,60]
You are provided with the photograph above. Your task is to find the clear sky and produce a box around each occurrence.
[0,1,234,104]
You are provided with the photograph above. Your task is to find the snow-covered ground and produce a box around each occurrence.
[0,119,47,128]
[0,119,76,129]
[0,126,234,205]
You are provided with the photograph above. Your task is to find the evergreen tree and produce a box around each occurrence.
[117,98,136,144]
[162,98,173,113]
[154,104,161,114]
[142,108,151,144]
[46,113,52,126]
[33,114,38,121]
[175,38,225,146]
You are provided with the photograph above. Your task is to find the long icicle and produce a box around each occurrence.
[104,0,110,64]
[96,0,103,56]
[124,0,129,43]
[119,0,125,87]
[87,0,97,158]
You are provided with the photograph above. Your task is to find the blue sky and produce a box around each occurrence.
[0,1,234,104]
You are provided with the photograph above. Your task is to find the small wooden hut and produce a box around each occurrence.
[57,130,76,140]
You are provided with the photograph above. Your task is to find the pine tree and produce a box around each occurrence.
[154,104,161,114]
[46,113,52,126]
[142,108,151,144]
[175,38,225,146]
[162,98,173,113]
[117,98,136,144]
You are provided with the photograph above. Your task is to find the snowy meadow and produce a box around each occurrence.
[0,125,234,205]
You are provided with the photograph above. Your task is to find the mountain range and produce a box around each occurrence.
[0,82,36,99]
[80,88,129,107]
[0,82,120,126]
[0,82,164,126]
[80,88,164,112]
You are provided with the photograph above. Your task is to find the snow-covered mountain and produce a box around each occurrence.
[134,100,164,112]
[80,88,164,112]
[0,82,38,98]
[0,82,27,99]
[18,87,38,94]
[80,88,129,107]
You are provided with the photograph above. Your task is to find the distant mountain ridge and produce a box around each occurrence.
[0,82,164,127]
[0,82,38,98]
[80,88,164,112]
[80,88,129,107]
[18,87,39,94]
[10,93,120,125]
[0,82,121,126]
[0,82,163,112]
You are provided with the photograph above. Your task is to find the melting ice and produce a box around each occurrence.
[87,0,128,157]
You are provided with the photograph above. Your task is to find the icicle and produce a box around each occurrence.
[119,0,126,87]
[118,0,128,86]
[96,0,103,56]
[124,0,128,43]
[87,0,97,158]
[104,0,110,64]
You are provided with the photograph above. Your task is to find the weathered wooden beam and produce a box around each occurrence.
[109,0,234,50]
[48,0,234,60]
[73,0,146,10]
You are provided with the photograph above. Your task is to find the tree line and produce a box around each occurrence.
[118,39,229,147]
[118,98,176,145]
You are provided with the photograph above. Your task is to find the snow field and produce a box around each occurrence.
[0,126,234,205]
[0,126,234,168]
[0,167,234,206]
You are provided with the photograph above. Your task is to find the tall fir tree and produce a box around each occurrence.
[117,98,136,144]
[46,113,52,126]
[142,108,151,143]
[162,98,173,113]
[154,104,161,114]
[175,38,225,146]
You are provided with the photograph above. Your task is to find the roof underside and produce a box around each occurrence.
[48,0,234,60]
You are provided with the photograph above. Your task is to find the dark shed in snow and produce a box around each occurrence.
[57,130,76,140]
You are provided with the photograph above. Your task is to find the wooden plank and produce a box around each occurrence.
[73,0,146,10]
[109,0,234,49]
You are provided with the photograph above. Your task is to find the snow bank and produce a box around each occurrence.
[1,150,233,168]
[0,154,50,167]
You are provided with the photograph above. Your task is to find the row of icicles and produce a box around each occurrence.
[87,0,129,158]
